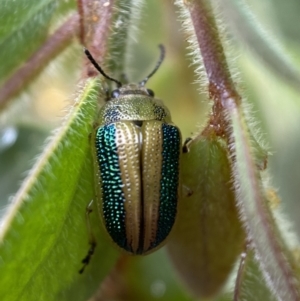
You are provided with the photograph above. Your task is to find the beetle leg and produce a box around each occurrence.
[182,137,193,153]
[79,200,97,274]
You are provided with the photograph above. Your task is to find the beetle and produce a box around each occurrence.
[79,46,182,273]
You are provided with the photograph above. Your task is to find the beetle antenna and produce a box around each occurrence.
[139,44,165,87]
[84,49,122,88]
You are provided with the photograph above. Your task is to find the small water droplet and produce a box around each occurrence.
[0,126,18,152]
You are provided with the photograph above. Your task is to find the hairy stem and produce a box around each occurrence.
[180,0,300,299]
[78,0,115,77]
[0,14,79,111]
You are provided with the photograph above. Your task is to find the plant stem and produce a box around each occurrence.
[0,14,79,111]
[77,0,115,77]
[183,0,241,137]
[182,0,300,299]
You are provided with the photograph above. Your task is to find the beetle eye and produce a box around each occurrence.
[111,89,120,98]
[147,89,154,97]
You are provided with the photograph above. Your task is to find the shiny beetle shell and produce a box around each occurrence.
[92,84,182,254]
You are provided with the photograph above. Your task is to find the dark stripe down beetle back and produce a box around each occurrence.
[86,45,182,255]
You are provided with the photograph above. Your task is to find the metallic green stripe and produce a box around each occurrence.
[95,124,127,250]
[154,124,181,247]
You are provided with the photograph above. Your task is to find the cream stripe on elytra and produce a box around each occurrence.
[142,121,163,251]
[115,122,141,253]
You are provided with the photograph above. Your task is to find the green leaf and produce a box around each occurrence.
[0,78,119,301]
[167,134,244,298]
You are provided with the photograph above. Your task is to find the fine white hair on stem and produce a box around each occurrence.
[174,0,207,92]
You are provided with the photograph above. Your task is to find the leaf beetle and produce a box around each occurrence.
[80,46,182,273]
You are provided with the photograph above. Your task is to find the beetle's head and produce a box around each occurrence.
[84,45,165,101]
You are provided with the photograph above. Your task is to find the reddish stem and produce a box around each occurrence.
[0,14,79,111]
[77,0,85,45]
[77,0,115,77]
[185,0,241,137]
